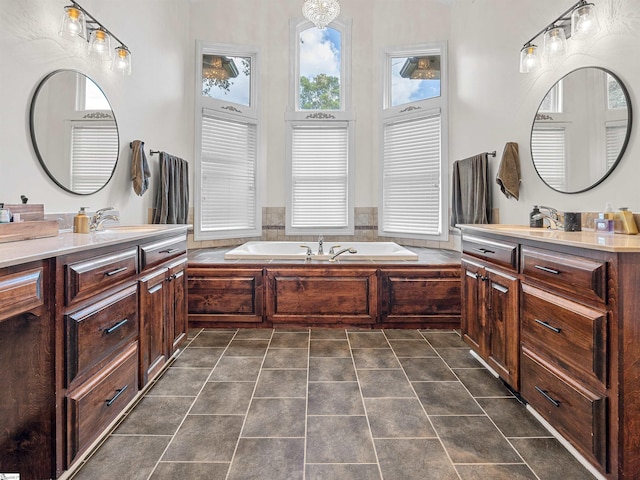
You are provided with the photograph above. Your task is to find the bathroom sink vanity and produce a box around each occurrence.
[0,225,188,479]
[459,224,640,480]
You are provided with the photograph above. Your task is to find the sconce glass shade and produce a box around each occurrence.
[59,6,87,40]
[302,0,340,29]
[543,26,567,58]
[571,3,599,39]
[519,45,541,73]
[88,29,112,61]
[111,46,132,75]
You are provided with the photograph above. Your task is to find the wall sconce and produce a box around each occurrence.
[59,1,132,75]
[519,0,599,73]
[302,0,341,30]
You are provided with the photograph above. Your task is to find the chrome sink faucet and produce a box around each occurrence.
[533,206,564,230]
[329,247,357,262]
[91,207,119,231]
[317,235,324,255]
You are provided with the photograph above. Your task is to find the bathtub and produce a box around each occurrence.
[224,241,419,261]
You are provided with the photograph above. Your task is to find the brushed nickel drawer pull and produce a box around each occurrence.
[474,247,495,255]
[105,266,128,277]
[106,385,128,407]
[534,319,562,334]
[534,265,560,275]
[535,386,561,407]
[159,248,179,254]
[105,319,128,335]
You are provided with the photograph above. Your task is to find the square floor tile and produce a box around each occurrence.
[224,339,269,356]
[306,464,381,479]
[509,437,598,480]
[188,330,235,347]
[348,331,389,348]
[308,382,364,415]
[357,369,415,398]
[115,396,193,435]
[430,416,522,464]
[399,357,457,381]
[375,438,459,480]
[306,416,376,464]
[227,438,304,480]
[148,367,210,396]
[456,464,537,480]
[74,435,170,480]
[162,415,244,462]
[173,347,224,368]
[383,329,425,339]
[310,328,347,339]
[364,398,435,438]
[233,329,273,340]
[309,339,351,357]
[242,398,306,437]
[454,368,514,397]
[421,331,467,348]
[190,382,255,414]
[150,462,230,479]
[388,339,437,357]
[308,357,357,381]
[269,331,309,348]
[352,348,399,369]
[209,356,263,382]
[438,348,482,368]
[477,397,551,438]
[254,369,307,398]
[413,381,483,415]
[263,348,308,368]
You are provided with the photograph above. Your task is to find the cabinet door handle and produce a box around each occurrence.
[534,319,562,334]
[492,283,508,294]
[535,386,561,407]
[465,271,479,280]
[105,385,128,407]
[159,248,179,254]
[105,266,128,277]
[474,247,495,255]
[534,265,560,275]
[105,318,128,335]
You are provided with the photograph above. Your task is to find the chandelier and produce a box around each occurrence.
[302,0,341,30]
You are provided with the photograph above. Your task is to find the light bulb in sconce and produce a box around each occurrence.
[111,46,132,75]
[59,5,87,40]
[543,26,567,58]
[571,2,599,39]
[88,29,112,60]
[519,44,541,73]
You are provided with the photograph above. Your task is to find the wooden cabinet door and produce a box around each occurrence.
[485,266,519,389]
[139,267,167,387]
[167,257,188,355]
[461,258,484,353]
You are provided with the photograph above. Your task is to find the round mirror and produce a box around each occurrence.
[29,70,119,195]
[530,67,632,193]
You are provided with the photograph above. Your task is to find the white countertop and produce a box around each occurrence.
[0,225,189,269]
[459,224,640,253]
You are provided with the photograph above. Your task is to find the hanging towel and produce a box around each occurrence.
[496,142,521,200]
[451,153,492,226]
[152,152,189,224]
[130,140,151,196]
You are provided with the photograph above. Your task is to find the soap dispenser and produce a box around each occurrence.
[73,207,90,233]
[529,206,543,228]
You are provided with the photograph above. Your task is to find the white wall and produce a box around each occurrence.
[2,0,638,228]
[449,0,640,224]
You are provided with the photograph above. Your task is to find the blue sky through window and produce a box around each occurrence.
[300,27,341,80]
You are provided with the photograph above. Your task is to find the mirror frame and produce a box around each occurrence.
[530,66,632,194]
[29,69,120,195]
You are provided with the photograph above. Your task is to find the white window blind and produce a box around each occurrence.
[606,124,625,169]
[382,113,441,236]
[531,127,566,190]
[70,124,118,194]
[291,124,348,228]
[200,113,257,232]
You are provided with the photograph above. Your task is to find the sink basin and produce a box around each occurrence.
[96,225,160,233]
[486,224,534,230]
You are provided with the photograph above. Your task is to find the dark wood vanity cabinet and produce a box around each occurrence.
[0,261,56,480]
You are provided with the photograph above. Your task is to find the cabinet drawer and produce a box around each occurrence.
[521,350,607,470]
[140,235,187,270]
[521,284,607,386]
[66,247,138,305]
[462,235,518,271]
[67,343,138,465]
[521,246,606,303]
[66,284,138,386]
[0,266,43,321]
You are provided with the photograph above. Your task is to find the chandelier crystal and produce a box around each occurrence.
[302,0,341,30]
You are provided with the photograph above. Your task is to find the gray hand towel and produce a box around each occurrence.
[131,140,151,196]
[153,152,189,224]
[496,142,521,200]
[451,153,491,226]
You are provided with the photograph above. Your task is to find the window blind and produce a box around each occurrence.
[531,127,566,190]
[291,124,348,228]
[606,124,626,169]
[70,124,118,194]
[200,113,257,232]
[382,113,441,236]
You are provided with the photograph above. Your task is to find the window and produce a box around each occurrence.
[194,42,260,240]
[380,43,448,240]
[286,18,353,235]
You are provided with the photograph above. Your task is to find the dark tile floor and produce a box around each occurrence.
[70,328,598,480]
